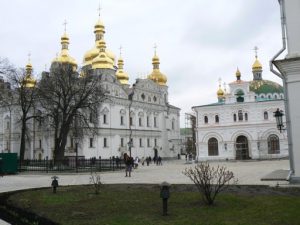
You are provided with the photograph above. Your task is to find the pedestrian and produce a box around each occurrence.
[146,157,150,166]
[124,153,133,177]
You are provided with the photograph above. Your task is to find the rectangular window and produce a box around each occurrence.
[89,138,94,148]
[130,117,133,126]
[89,112,93,123]
[147,116,150,127]
[139,118,142,126]
[6,122,9,129]
[39,139,42,149]
[147,138,150,147]
[131,138,134,147]
[154,138,157,147]
[121,138,124,147]
[103,114,107,124]
[172,120,175,130]
[120,116,124,125]
[154,117,157,127]
[104,137,107,147]
[139,138,143,147]
[71,137,74,148]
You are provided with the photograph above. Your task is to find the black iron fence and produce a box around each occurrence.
[18,157,124,173]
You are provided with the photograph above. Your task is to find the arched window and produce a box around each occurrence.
[268,134,280,154]
[238,110,243,121]
[245,113,248,121]
[215,115,219,123]
[233,114,237,122]
[264,111,268,120]
[204,116,208,124]
[208,138,218,156]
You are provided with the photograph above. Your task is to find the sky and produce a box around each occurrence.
[0,0,285,127]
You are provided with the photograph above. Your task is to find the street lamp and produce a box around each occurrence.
[273,108,285,133]
[74,136,80,173]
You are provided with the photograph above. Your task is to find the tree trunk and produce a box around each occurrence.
[19,118,27,161]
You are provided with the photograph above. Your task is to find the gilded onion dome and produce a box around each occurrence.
[116,56,129,84]
[23,61,36,88]
[217,85,224,97]
[252,56,262,71]
[52,32,77,69]
[236,67,241,81]
[83,19,115,66]
[147,53,167,86]
[92,39,114,69]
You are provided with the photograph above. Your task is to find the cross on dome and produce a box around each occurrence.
[98,2,102,18]
[253,46,259,58]
[119,45,122,57]
[63,19,67,33]
[154,43,157,55]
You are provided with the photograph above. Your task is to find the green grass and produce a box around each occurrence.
[7,184,300,225]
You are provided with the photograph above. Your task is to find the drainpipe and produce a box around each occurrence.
[269,0,294,174]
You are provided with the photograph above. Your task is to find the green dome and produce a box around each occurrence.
[250,80,283,95]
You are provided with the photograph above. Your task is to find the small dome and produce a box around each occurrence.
[236,68,241,77]
[252,58,262,71]
[91,39,114,69]
[116,57,129,85]
[217,86,224,96]
[147,54,167,86]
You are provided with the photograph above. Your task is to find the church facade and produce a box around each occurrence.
[192,54,289,161]
[0,16,181,160]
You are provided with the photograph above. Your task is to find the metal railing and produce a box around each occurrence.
[18,157,124,173]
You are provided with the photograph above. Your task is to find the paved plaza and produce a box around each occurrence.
[0,159,293,194]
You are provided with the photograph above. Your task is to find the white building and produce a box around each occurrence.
[0,16,181,160]
[192,55,289,161]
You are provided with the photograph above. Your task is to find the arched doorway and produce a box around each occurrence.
[153,148,158,158]
[235,135,249,160]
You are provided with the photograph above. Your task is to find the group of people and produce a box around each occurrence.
[123,154,163,177]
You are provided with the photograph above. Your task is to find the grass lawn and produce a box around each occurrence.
[6,184,300,225]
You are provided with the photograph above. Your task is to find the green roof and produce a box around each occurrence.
[250,80,283,94]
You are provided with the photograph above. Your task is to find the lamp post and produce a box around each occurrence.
[273,108,285,133]
[74,136,79,173]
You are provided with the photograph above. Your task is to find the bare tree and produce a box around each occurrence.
[0,58,37,160]
[183,162,237,205]
[90,171,102,195]
[37,63,106,162]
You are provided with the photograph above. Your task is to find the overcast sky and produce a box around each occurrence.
[0,0,284,126]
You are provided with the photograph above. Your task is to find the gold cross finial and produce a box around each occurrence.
[27,52,31,63]
[98,2,102,18]
[154,43,157,55]
[119,45,122,57]
[254,46,259,58]
[63,19,67,33]
[218,77,222,86]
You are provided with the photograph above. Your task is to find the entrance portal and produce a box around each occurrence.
[235,135,250,160]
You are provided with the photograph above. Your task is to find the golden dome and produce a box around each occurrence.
[236,67,241,77]
[53,32,77,69]
[91,39,114,69]
[23,62,36,88]
[217,85,224,97]
[83,19,115,66]
[252,57,262,71]
[147,54,167,86]
[116,57,129,85]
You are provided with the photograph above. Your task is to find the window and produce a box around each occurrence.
[130,138,134,147]
[233,114,237,122]
[147,138,150,147]
[238,110,243,121]
[6,121,9,129]
[215,115,219,123]
[154,117,157,127]
[204,116,208,124]
[172,120,175,130]
[130,117,133,126]
[89,112,93,123]
[121,138,124,147]
[208,137,218,156]
[120,116,124,125]
[268,134,280,154]
[71,137,74,148]
[264,111,268,120]
[245,113,248,121]
[89,138,94,148]
[39,139,42,149]
[139,117,142,126]
[103,114,107,124]
[147,116,150,127]
[104,137,107,147]
[154,138,157,147]
[139,138,143,147]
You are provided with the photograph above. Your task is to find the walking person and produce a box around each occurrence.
[124,153,133,177]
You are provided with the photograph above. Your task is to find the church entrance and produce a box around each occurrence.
[235,135,250,160]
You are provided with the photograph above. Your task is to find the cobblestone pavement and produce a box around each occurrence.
[0,159,293,194]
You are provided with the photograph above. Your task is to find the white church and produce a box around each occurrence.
[0,15,181,160]
[192,53,289,161]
